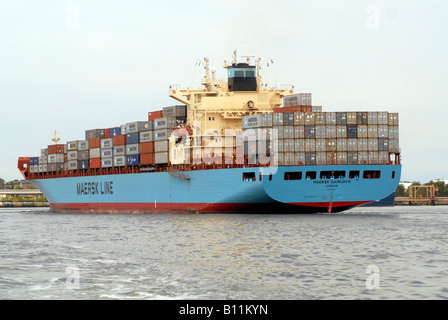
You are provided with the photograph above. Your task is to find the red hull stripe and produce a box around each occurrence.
[288,201,372,208]
[49,200,372,213]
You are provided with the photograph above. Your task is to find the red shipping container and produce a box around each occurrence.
[47,144,65,154]
[140,153,154,165]
[104,129,110,138]
[90,158,101,168]
[113,134,126,146]
[148,110,163,121]
[140,142,154,154]
[89,138,100,149]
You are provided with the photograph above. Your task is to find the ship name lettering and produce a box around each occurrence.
[76,181,113,195]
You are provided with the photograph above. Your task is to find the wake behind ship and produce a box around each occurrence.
[18,54,402,214]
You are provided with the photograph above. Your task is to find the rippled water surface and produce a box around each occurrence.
[1,206,447,299]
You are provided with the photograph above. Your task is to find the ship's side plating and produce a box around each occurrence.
[28,163,401,213]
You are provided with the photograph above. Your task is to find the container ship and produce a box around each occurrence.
[18,54,401,214]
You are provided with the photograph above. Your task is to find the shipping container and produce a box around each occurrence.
[126,132,140,144]
[78,150,89,160]
[294,152,305,165]
[388,113,399,126]
[242,114,263,129]
[283,126,294,139]
[304,112,315,125]
[101,148,113,158]
[67,161,77,170]
[358,152,368,164]
[283,139,294,153]
[154,117,168,130]
[357,125,368,138]
[347,112,357,125]
[315,125,326,138]
[101,138,113,149]
[78,140,89,151]
[109,127,121,137]
[347,139,358,152]
[347,125,358,138]
[154,140,169,153]
[336,125,347,138]
[294,126,304,139]
[67,141,78,151]
[274,139,284,153]
[377,125,389,138]
[314,113,326,125]
[89,148,100,159]
[326,139,337,152]
[148,110,163,121]
[140,153,155,165]
[283,153,294,166]
[39,156,47,163]
[336,112,347,125]
[101,158,113,168]
[367,112,378,125]
[114,156,126,167]
[41,148,48,157]
[357,112,368,125]
[283,93,311,107]
[305,152,316,165]
[283,112,294,126]
[377,112,388,125]
[325,112,336,125]
[88,138,100,149]
[294,112,305,126]
[85,129,105,140]
[347,151,358,165]
[154,129,171,141]
[294,139,304,152]
[273,126,283,139]
[47,144,65,154]
[126,122,144,133]
[90,158,101,169]
[304,125,316,139]
[368,139,378,151]
[316,152,326,165]
[367,126,378,138]
[389,126,399,139]
[273,113,283,126]
[378,137,389,151]
[126,144,140,155]
[337,139,347,152]
[120,124,126,135]
[390,139,400,153]
[336,152,347,165]
[262,113,272,127]
[326,125,336,139]
[368,152,379,165]
[358,139,368,151]
[378,151,389,164]
[30,157,39,165]
[127,155,140,166]
[305,139,316,152]
[113,134,126,146]
[155,152,169,164]
[163,105,187,118]
[78,160,89,170]
[312,106,322,113]
[48,154,56,163]
[113,145,125,156]
[140,141,155,154]
[315,139,326,152]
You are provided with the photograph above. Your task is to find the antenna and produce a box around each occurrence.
[241,56,255,64]
[52,131,60,144]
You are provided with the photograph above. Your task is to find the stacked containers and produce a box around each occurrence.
[154,117,170,164]
[47,144,66,172]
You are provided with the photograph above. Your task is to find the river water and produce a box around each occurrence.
[1,206,447,300]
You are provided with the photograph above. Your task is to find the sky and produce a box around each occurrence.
[1,0,447,183]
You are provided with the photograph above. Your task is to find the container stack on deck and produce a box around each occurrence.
[241,93,399,166]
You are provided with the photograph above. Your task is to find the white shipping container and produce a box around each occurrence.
[48,154,57,163]
[293,112,305,126]
[284,126,294,139]
[305,139,316,152]
[113,145,125,156]
[304,112,315,125]
[357,125,368,138]
[347,112,357,125]
[389,138,400,153]
[389,126,399,139]
[56,154,64,163]
[325,112,336,125]
[388,113,399,126]
[378,125,389,138]
[326,139,337,152]
[155,140,169,153]
[367,125,378,138]
[336,125,347,138]
[90,148,100,159]
[358,152,368,164]
[140,131,153,143]
[347,139,358,152]
[101,158,113,168]
[126,144,140,155]
[377,112,388,125]
[315,112,326,124]
[294,126,304,139]
[315,125,326,138]
[316,152,326,165]
[101,138,113,149]
[114,156,126,167]
[101,148,113,158]
[67,161,78,170]
[368,139,378,151]
[294,139,304,152]
[294,152,305,165]
[368,152,379,165]
[67,141,78,151]
[368,112,378,124]
[337,139,347,152]
[336,152,347,165]
[155,152,169,164]
[358,139,368,151]
[378,151,389,164]
[326,125,336,139]
[242,114,263,129]
[315,139,326,152]
[78,140,89,150]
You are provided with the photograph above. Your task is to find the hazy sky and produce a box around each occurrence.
[1,0,447,183]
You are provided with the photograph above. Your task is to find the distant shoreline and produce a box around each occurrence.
[0,202,49,208]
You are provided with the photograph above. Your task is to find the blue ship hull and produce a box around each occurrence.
[29,164,401,214]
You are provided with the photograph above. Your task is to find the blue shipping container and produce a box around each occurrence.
[30,157,39,165]
[78,160,89,169]
[109,127,121,137]
[127,155,140,166]
[126,132,139,144]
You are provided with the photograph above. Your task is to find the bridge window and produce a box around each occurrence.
[242,172,256,181]
[392,171,395,179]
[320,171,346,179]
[363,170,381,179]
[305,171,317,180]
[349,170,360,179]
[284,172,302,180]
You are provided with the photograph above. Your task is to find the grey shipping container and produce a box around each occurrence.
[305,152,316,165]
[85,129,105,140]
[294,152,305,165]
[154,117,168,130]
[325,112,336,125]
[67,161,78,170]
[78,150,89,160]
[347,112,357,125]
[378,137,389,151]
[357,112,368,125]
[155,152,169,164]
[163,105,187,118]
[101,148,113,158]
[273,113,283,126]
[304,125,316,139]
[101,158,113,168]
[155,140,169,153]
[67,150,77,161]
[336,112,347,125]
[347,125,358,138]
[283,112,294,126]
[140,131,153,142]
[294,112,305,126]
[126,144,140,155]
[114,156,126,167]
[139,121,154,132]
[294,126,304,139]
[67,141,78,151]
[113,145,125,156]
[315,113,326,125]
[262,113,272,127]
[283,126,294,139]
[78,140,89,150]
[347,152,358,165]
[273,126,283,139]
[283,93,311,107]
[90,148,101,159]
[154,129,171,141]
[101,138,113,149]
[242,114,263,129]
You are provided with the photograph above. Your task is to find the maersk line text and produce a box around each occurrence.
[76,181,113,195]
